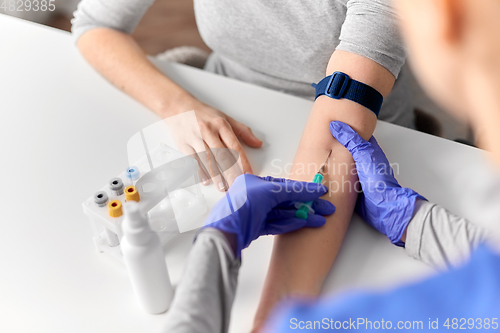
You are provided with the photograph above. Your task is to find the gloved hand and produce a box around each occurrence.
[329,121,426,246]
[204,174,336,257]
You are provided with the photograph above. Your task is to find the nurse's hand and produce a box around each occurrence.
[329,121,425,246]
[168,97,262,192]
[203,174,336,257]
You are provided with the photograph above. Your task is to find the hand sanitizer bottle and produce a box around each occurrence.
[121,202,174,314]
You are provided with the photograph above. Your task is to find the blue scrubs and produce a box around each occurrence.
[267,245,500,332]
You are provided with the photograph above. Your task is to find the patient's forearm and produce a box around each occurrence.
[253,51,395,330]
[77,28,194,117]
[253,105,369,328]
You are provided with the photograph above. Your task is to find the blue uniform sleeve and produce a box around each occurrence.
[264,245,500,332]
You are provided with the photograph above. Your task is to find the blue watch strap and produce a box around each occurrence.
[312,72,383,117]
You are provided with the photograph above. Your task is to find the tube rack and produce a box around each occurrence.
[82,143,207,263]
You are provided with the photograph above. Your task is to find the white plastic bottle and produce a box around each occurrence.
[121,202,174,314]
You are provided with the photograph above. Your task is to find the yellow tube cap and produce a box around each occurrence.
[108,200,123,218]
[125,185,140,202]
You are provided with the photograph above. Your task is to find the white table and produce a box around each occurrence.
[0,14,494,333]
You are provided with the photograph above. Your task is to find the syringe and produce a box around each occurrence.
[295,150,332,219]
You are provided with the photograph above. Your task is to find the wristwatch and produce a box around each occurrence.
[312,71,383,117]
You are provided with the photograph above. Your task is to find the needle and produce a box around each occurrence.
[318,150,332,176]
[295,150,332,219]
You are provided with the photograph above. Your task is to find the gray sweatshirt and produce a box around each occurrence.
[71,0,413,127]
[161,201,488,333]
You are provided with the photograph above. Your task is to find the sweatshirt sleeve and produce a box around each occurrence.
[161,228,241,333]
[337,0,406,78]
[405,200,488,270]
[70,0,155,43]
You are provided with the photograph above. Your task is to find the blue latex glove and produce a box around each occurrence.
[329,121,425,246]
[204,174,336,257]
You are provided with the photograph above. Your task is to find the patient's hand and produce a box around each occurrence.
[168,97,263,191]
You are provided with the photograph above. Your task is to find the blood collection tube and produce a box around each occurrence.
[109,177,124,196]
[94,191,108,207]
[125,185,140,202]
[105,200,122,247]
[125,166,140,185]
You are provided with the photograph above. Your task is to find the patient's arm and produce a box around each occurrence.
[253,50,396,330]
